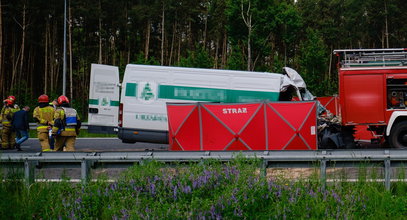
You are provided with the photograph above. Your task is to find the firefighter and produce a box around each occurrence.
[1,97,20,149]
[52,95,81,151]
[33,94,55,152]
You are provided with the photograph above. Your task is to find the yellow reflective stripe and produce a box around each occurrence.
[42,149,52,152]
[37,126,48,130]
[65,128,76,131]
[2,121,11,124]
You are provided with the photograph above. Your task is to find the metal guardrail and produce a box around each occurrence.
[1,149,407,190]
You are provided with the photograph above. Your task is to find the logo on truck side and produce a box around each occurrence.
[138,82,157,103]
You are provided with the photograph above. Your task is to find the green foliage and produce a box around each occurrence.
[298,28,337,96]
[1,160,407,219]
[226,45,246,70]
[3,0,407,111]
[178,45,213,68]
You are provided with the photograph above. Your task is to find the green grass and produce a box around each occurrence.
[1,159,406,219]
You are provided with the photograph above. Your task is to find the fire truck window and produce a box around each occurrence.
[387,78,407,109]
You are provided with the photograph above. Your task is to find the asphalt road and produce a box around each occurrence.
[8,138,169,152]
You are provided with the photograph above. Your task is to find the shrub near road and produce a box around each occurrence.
[0,159,406,219]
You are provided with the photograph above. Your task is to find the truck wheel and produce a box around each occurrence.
[389,121,407,149]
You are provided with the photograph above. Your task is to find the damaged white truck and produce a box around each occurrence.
[88,64,318,144]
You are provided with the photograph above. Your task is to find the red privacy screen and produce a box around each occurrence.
[167,101,317,151]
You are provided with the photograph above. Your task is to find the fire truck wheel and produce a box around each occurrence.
[389,121,407,149]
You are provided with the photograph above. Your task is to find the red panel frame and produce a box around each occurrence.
[167,102,317,151]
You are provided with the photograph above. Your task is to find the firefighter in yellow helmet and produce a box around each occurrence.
[33,94,55,152]
[52,95,81,151]
[1,97,20,150]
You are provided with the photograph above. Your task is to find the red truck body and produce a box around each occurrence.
[339,68,407,126]
[335,48,407,148]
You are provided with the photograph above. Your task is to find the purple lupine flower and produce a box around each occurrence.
[332,191,342,205]
[308,189,316,198]
[233,207,243,217]
[173,185,178,200]
[75,197,82,204]
[121,209,129,220]
[182,185,192,194]
[193,179,199,189]
[275,188,282,198]
[150,183,156,196]
[70,211,76,220]
[210,205,216,218]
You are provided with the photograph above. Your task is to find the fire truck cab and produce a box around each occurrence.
[334,48,407,148]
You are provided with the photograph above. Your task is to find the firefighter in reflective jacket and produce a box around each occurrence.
[52,95,81,151]
[33,94,55,152]
[1,98,20,149]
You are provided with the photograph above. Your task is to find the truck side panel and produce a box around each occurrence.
[119,64,282,143]
[340,72,386,124]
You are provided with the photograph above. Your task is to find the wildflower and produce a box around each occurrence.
[210,205,216,218]
[121,209,129,220]
[182,185,192,194]
[149,183,156,196]
[173,185,178,200]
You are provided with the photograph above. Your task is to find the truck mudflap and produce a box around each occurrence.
[118,127,168,144]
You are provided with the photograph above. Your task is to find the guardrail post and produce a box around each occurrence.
[81,159,91,184]
[320,159,327,190]
[24,160,35,185]
[260,159,267,177]
[384,159,391,191]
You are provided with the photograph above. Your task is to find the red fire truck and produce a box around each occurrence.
[333,48,407,149]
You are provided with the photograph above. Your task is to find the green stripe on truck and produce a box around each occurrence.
[158,85,279,102]
[89,99,120,106]
[110,101,120,106]
[125,83,138,97]
[89,99,99,105]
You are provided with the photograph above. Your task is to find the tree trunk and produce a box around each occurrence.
[45,19,49,94]
[144,19,151,61]
[241,0,252,71]
[0,0,3,95]
[169,21,176,66]
[69,0,73,100]
[384,0,389,48]
[98,0,102,64]
[177,32,181,64]
[221,32,227,68]
[19,3,27,87]
[161,3,165,65]
[214,37,219,68]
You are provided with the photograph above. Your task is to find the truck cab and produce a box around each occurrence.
[334,48,407,148]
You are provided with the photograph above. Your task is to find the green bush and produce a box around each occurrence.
[0,160,406,219]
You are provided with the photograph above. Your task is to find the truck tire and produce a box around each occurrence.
[389,121,407,149]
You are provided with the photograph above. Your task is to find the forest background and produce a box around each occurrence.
[1,0,406,119]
